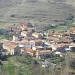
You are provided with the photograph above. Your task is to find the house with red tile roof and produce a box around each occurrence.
[36,49,52,59]
[3,42,20,55]
[70,27,75,39]
[21,47,52,58]
[25,48,36,56]
[70,27,75,33]
[20,20,33,28]
[52,43,70,51]
[20,26,35,32]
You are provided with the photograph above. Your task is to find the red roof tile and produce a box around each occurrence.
[25,48,35,53]
[34,39,43,43]
[3,42,17,49]
[20,20,29,26]
[70,27,75,31]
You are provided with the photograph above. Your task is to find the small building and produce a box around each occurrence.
[63,31,70,36]
[70,27,75,33]
[32,32,43,39]
[53,32,63,38]
[70,27,75,39]
[36,49,52,59]
[60,38,72,44]
[20,20,33,28]
[20,26,35,32]
[3,42,20,55]
[41,60,56,68]
[12,35,20,41]
[21,48,36,56]
[20,40,31,48]
[21,31,32,37]
[29,39,44,46]
[54,51,63,57]
[52,43,69,51]
[69,43,75,52]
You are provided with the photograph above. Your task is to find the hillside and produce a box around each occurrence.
[0,0,75,31]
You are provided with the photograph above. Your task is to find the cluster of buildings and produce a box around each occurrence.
[0,21,51,59]
[0,20,75,59]
[46,27,75,53]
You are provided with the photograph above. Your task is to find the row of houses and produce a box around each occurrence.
[46,27,75,52]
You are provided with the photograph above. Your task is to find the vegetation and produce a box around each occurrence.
[66,20,75,27]
[48,26,70,31]
[0,52,74,75]
[70,59,75,70]
[0,34,7,39]
[50,57,65,64]
[1,55,34,75]
[0,53,7,61]
[47,19,75,32]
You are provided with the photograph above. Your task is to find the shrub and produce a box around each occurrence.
[70,59,75,70]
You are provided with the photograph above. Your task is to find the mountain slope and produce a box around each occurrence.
[0,0,75,32]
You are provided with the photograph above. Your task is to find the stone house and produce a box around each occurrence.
[3,42,20,55]
[70,27,75,39]
[32,32,43,39]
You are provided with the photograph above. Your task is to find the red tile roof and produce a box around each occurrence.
[63,31,70,35]
[3,42,17,49]
[21,39,29,44]
[25,48,35,53]
[70,27,75,31]
[20,20,29,26]
[36,49,52,53]
[54,44,69,48]
[29,39,43,44]
[34,39,43,43]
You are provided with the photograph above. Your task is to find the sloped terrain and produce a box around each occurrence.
[0,0,75,31]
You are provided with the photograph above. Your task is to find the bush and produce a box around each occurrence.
[70,59,75,70]
[0,53,7,61]
[50,57,65,64]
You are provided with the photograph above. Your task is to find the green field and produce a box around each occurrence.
[66,20,75,27]
[0,35,7,39]
[0,22,14,28]
[48,26,70,31]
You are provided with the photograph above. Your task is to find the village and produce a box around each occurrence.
[0,20,75,69]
